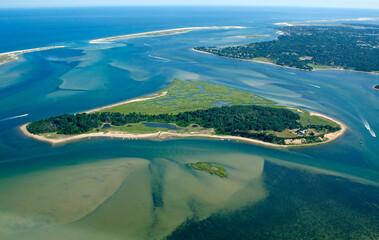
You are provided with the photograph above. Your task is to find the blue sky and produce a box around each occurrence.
[1,0,379,9]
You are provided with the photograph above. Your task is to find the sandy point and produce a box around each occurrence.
[309,111,347,143]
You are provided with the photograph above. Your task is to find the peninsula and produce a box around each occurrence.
[89,26,246,43]
[0,46,65,65]
[273,17,379,27]
[21,79,345,147]
[194,24,379,73]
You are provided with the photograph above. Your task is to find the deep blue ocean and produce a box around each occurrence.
[0,7,378,239]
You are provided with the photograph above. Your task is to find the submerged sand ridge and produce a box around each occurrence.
[0,158,146,235]
[0,153,266,239]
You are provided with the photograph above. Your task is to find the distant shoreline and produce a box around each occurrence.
[89,26,246,43]
[192,48,379,75]
[0,46,65,65]
[273,17,379,27]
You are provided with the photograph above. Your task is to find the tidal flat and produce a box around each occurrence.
[0,152,267,239]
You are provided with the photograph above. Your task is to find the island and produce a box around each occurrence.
[90,26,246,43]
[0,46,65,65]
[189,162,227,178]
[373,85,379,91]
[20,79,346,147]
[194,24,379,73]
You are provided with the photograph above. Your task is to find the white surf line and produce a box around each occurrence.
[0,114,28,121]
[89,26,246,43]
[274,17,379,26]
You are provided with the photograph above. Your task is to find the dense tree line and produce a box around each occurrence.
[306,124,340,132]
[27,105,339,144]
[195,25,379,72]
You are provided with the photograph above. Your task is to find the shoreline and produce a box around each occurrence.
[19,111,346,148]
[90,26,246,43]
[273,17,379,27]
[192,48,379,75]
[192,48,301,70]
[0,46,65,65]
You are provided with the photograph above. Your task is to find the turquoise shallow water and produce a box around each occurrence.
[0,6,378,239]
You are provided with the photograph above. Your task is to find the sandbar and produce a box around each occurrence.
[90,26,246,43]
[0,46,65,65]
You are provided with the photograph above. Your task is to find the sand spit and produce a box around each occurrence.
[90,26,246,43]
[84,91,167,114]
[0,46,65,65]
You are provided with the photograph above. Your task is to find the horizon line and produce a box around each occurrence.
[1,5,379,10]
